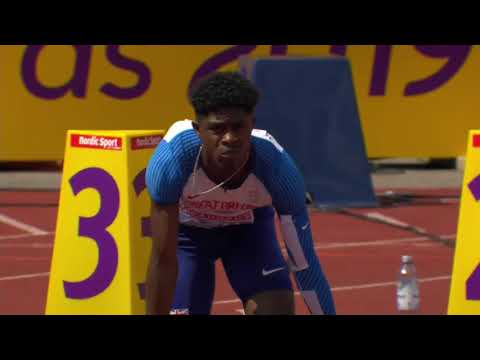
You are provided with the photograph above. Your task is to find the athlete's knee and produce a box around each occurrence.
[244,290,295,315]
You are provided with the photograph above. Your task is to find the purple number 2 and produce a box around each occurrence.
[467,175,480,300]
[64,167,120,299]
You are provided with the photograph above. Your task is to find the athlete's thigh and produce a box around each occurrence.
[221,208,293,314]
[171,226,216,315]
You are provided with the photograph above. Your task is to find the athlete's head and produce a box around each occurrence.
[189,71,259,171]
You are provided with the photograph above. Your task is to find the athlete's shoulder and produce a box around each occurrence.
[251,128,284,168]
[252,128,284,153]
[163,119,201,153]
[251,128,306,214]
[164,119,194,141]
[149,119,200,165]
[146,119,199,204]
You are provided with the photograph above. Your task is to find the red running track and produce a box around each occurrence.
[0,188,459,315]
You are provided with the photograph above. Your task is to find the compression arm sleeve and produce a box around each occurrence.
[279,208,336,315]
[268,151,336,315]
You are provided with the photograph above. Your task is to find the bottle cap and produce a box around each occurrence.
[402,255,413,263]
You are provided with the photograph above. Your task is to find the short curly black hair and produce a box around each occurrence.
[189,71,260,119]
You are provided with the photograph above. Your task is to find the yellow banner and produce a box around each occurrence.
[448,130,480,314]
[45,129,164,314]
[0,45,478,160]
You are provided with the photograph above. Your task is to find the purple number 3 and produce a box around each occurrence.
[133,168,151,300]
[64,167,120,299]
[467,175,480,300]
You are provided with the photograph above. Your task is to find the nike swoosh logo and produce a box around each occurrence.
[302,223,310,230]
[262,267,285,276]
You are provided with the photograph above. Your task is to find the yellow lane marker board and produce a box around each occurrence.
[45,130,164,314]
[448,131,480,314]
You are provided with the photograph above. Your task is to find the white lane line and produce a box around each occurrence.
[213,275,451,306]
[0,232,54,241]
[0,243,53,249]
[0,231,454,249]
[0,272,50,282]
[279,234,455,252]
[365,212,424,230]
[0,233,452,249]
[332,275,451,291]
[315,235,451,249]
[0,213,50,235]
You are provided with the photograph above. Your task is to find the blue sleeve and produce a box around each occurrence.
[145,139,186,204]
[280,207,337,315]
[262,149,336,315]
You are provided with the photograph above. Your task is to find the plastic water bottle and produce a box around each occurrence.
[396,255,420,313]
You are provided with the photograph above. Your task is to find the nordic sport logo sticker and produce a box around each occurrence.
[71,134,122,151]
[473,134,480,148]
[131,135,162,150]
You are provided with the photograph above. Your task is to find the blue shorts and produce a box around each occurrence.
[171,207,292,315]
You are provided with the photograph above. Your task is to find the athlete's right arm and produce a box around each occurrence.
[145,201,179,315]
[144,127,192,315]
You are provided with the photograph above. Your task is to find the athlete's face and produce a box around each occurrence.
[194,107,254,171]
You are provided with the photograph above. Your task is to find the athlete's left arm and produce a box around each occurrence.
[271,152,336,315]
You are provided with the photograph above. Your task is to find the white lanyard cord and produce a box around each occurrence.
[188,145,250,200]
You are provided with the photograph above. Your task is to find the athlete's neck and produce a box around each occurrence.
[200,149,251,189]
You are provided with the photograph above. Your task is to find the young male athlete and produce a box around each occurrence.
[145,71,336,315]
